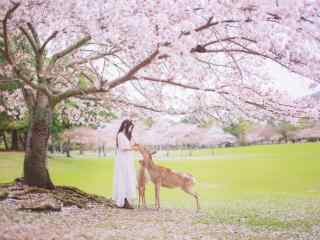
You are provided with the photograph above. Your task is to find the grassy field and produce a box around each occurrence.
[1,143,320,231]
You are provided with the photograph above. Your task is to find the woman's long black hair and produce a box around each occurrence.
[116,119,134,148]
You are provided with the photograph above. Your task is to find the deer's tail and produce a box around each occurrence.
[190,176,197,184]
[184,173,196,184]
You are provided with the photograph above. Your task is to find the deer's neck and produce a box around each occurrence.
[138,147,157,170]
[144,158,155,170]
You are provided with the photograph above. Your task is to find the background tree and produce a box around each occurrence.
[275,121,297,143]
[0,85,28,151]
[224,119,252,145]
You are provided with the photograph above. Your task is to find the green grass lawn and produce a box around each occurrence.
[1,143,320,231]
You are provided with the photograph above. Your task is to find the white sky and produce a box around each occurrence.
[266,61,317,99]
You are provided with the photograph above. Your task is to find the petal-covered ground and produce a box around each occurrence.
[1,200,319,240]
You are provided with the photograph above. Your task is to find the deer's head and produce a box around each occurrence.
[133,143,156,162]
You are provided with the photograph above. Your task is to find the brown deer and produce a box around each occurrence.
[133,143,200,210]
[136,159,148,208]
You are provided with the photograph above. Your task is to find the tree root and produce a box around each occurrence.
[0,179,116,211]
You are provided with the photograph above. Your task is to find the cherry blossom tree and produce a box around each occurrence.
[0,0,319,188]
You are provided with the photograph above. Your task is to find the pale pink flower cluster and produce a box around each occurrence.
[0,0,319,122]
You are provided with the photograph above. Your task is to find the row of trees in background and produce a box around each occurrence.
[52,117,319,158]
[0,102,72,152]
[224,118,318,145]
[1,108,317,154]
[0,112,27,151]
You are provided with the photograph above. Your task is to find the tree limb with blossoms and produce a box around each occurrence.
[0,0,319,188]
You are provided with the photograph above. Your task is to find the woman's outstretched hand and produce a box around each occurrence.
[131,143,139,151]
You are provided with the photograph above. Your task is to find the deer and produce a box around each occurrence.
[136,159,149,208]
[133,143,200,210]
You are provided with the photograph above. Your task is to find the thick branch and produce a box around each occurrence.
[22,87,35,110]
[1,3,52,98]
[53,86,103,105]
[106,49,159,89]
[19,26,39,53]
[54,49,160,103]
[19,26,45,75]
[49,36,91,67]
[13,67,52,97]
[2,2,20,64]
[27,23,41,49]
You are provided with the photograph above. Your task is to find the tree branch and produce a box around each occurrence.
[133,75,298,116]
[66,49,120,68]
[111,99,164,113]
[53,86,103,105]
[54,49,160,104]
[49,35,91,67]
[106,49,159,89]
[1,3,52,98]
[180,17,241,37]
[192,46,293,72]
[136,76,229,95]
[202,36,257,49]
[21,87,35,110]
[40,31,59,53]
[13,67,52,97]
[2,2,20,64]
[195,19,241,32]
[19,26,48,76]
[19,26,39,53]
[27,23,41,49]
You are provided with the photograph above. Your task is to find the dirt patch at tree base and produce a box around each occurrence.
[0,179,116,211]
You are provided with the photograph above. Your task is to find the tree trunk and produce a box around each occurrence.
[11,129,19,150]
[19,132,26,150]
[1,131,9,150]
[66,143,71,158]
[63,139,71,157]
[23,93,54,189]
[79,144,84,155]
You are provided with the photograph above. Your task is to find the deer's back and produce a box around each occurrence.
[148,165,194,188]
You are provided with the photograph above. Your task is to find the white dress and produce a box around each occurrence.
[112,132,137,207]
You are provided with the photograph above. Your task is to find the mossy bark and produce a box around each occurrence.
[23,92,54,189]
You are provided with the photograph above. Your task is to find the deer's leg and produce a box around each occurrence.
[154,182,161,210]
[142,187,147,208]
[154,183,157,209]
[138,188,140,208]
[137,186,141,208]
[182,186,200,211]
[141,186,145,208]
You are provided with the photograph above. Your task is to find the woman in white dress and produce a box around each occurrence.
[112,119,137,209]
